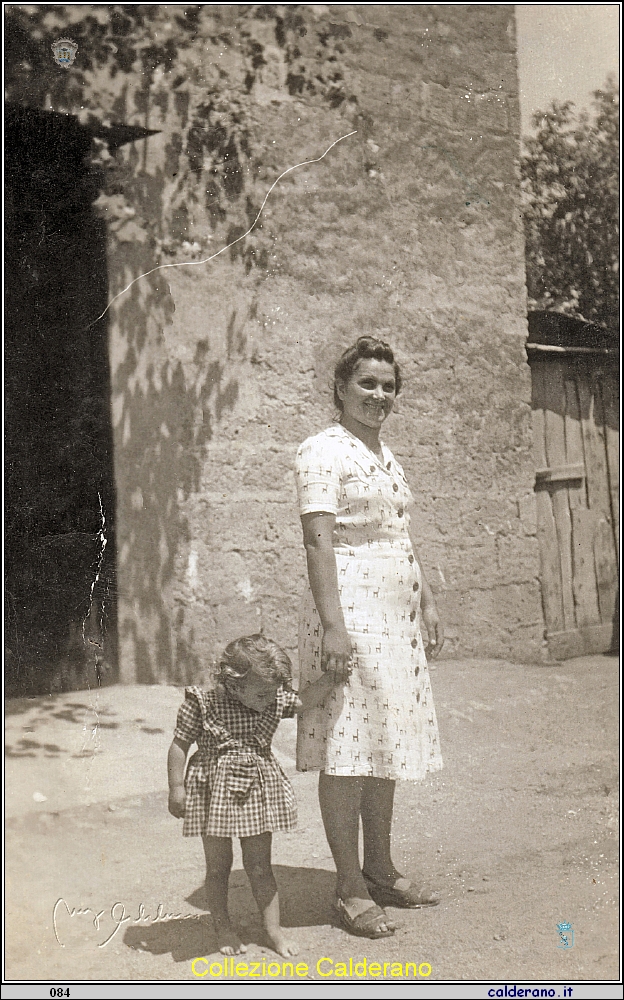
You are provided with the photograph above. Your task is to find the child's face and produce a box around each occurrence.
[228,673,279,713]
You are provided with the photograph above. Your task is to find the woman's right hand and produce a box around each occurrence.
[168,785,186,819]
[321,625,353,682]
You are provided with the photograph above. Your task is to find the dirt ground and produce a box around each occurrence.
[5,654,619,984]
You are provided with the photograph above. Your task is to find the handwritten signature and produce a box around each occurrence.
[53,898,203,948]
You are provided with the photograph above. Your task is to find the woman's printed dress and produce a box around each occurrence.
[295,424,443,782]
[174,685,299,838]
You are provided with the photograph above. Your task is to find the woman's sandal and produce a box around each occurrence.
[362,871,440,909]
[333,897,395,939]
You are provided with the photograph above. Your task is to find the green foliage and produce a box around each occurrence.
[521,78,619,330]
[5,5,360,267]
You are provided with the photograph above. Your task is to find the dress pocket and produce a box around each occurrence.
[226,759,260,803]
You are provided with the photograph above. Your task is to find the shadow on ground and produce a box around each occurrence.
[123,865,336,962]
[5,694,165,758]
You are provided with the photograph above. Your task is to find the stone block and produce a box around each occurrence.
[99,5,541,679]
[421,82,457,130]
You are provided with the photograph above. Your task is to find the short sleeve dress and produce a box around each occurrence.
[174,685,299,838]
[294,424,443,782]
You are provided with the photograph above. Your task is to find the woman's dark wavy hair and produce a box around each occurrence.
[217,634,292,687]
[333,336,402,412]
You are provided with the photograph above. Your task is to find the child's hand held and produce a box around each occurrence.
[168,786,186,818]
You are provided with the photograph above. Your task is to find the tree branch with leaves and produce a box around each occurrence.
[521,77,619,330]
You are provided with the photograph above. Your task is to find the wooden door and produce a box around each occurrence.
[531,353,619,659]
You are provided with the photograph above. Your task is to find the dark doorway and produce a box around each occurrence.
[5,105,117,695]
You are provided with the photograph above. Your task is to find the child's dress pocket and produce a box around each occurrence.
[223,753,263,804]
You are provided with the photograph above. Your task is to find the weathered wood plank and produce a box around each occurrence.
[535,463,584,484]
[577,371,618,628]
[570,508,602,626]
[547,628,585,660]
[532,366,564,633]
[530,355,553,418]
[590,377,618,627]
[536,488,565,634]
[564,375,585,473]
[600,370,619,563]
[577,373,612,518]
[593,514,618,626]
[547,622,617,660]
[533,356,618,656]
[544,361,575,631]
[550,486,576,631]
[565,375,601,628]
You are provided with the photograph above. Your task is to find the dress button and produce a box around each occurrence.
[410,610,416,621]
[386,461,392,470]
[413,581,419,591]
[397,508,404,517]
[408,554,414,563]
[393,483,399,492]
[411,638,418,648]
[370,465,375,473]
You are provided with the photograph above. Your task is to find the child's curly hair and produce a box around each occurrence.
[218,634,292,687]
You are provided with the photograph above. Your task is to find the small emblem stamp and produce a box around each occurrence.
[556,921,574,949]
[51,38,78,69]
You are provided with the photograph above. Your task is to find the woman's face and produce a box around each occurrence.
[337,358,397,430]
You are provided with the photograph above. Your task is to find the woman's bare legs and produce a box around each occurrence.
[240,832,298,957]
[202,836,246,955]
[361,777,440,902]
[318,771,395,931]
[361,776,398,878]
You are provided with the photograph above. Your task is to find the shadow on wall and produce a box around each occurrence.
[109,201,240,685]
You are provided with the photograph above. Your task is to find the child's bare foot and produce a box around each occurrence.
[212,916,247,956]
[266,927,299,957]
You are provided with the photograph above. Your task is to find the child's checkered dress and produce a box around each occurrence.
[174,685,298,838]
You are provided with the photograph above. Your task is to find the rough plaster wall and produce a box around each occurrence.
[107,4,543,682]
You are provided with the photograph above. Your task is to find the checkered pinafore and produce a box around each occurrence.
[174,685,298,839]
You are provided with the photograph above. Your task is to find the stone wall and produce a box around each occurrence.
[7,4,544,685]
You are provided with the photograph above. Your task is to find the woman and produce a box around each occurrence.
[294,336,444,939]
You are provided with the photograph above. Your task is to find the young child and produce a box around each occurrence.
[168,633,344,957]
